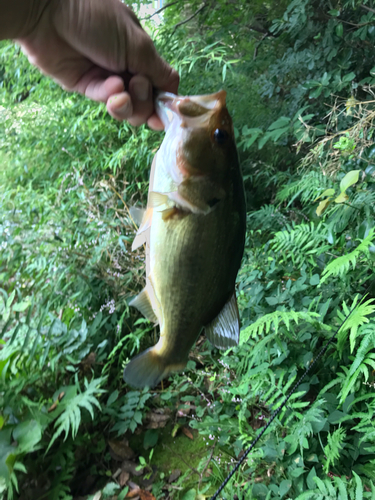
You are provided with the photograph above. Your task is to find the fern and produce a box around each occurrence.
[284,399,326,456]
[320,229,375,284]
[323,427,346,473]
[339,324,375,403]
[270,222,330,265]
[241,310,320,343]
[48,377,106,450]
[276,170,332,206]
[336,296,375,355]
[296,472,375,499]
[248,204,287,232]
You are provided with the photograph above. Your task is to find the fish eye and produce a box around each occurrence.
[214,128,228,145]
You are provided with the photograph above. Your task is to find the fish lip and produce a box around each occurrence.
[155,92,179,130]
[155,91,226,129]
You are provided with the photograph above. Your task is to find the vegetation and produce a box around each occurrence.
[1,0,375,498]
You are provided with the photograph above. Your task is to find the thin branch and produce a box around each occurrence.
[361,4,375,14]
[142,1,179,20]
[173,2,207,32]
[253,33,268,60]
[198,445,215,490]
[246,24,274,36]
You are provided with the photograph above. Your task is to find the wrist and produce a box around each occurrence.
[0,0,52,40]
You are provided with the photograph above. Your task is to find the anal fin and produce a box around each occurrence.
[129,206,145,227]
[129,288,158,324]
[205,291,240,349]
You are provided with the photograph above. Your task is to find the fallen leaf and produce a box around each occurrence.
[119,471,130,487]
[126,489,141,499]
[109,440,135,461]
[48,392,65,413]
[182,427,194,440]
[168,469,181,483]
[204,468,212,478]
[146,410,170,429]
[139,490,156,500]
[128,481,139,490]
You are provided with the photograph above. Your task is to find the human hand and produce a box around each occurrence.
[15,0,179,129]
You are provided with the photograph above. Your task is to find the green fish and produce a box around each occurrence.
[123,91,246,388]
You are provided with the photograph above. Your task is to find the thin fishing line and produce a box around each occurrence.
[210,277,375,500]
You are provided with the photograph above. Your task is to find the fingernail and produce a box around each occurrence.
[117,100,131,114]
[134,81,149,101]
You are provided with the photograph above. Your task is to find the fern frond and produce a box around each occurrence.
[323,427,346,473]
[241,310,320,343]
[270,222,329,265]
[320,229,375,284]
[337,297,375,354]
[48,377,106,451]
[276,170,332,205]
[248,204,286,231]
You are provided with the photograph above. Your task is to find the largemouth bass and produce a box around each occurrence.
[123,91,246,388]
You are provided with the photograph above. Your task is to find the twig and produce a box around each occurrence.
[199,445,215,489]
[246,24,274,36]
[173,2,207,32]
[361,4,375,14]
[253,33,268,60]
[142,1,179,20]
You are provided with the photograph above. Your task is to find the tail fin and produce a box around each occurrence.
[123,347,169,389]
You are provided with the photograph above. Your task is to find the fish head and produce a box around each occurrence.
[156,91,237,184]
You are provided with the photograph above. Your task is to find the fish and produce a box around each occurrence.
[123,90,246,389]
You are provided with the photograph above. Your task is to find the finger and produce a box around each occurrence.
[76,70,124,102]
[127,75,153,127]
[107,92,133,121]
[127,32,180,94]
[147,113,165,131]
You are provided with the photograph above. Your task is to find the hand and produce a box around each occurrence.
[15,0,179,129]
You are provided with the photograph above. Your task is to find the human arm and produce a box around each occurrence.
[0,0,179,128]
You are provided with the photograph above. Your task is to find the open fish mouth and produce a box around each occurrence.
[155,91,227,130]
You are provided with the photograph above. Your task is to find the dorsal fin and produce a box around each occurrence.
[205,292,240,349]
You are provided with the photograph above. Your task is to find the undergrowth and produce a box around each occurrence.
[1,0,375,499]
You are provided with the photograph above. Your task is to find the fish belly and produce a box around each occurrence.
[148,200,242,365]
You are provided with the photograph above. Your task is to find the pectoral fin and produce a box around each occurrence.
[131,208,153,251]
[129,288,158,324]
[205,292,240,349]
[148,191,169,208]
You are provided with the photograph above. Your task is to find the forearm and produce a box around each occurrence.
[0,0,51,40]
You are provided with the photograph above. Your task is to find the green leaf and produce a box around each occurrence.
[316,198,333,216]
[13,420,42,454]
[339,170,360,192]
[306,467,317,490]
[268,116,291,130]
[314,188,335,202]
[143,429,158,449]
[279,479,292,497]
[352,471,363,500]
[181,488,196,500]
[336,23,343,37]
[12,301,31,312]
[342,72,356,83]
[310,274,320,286]
[334,192,349,204]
